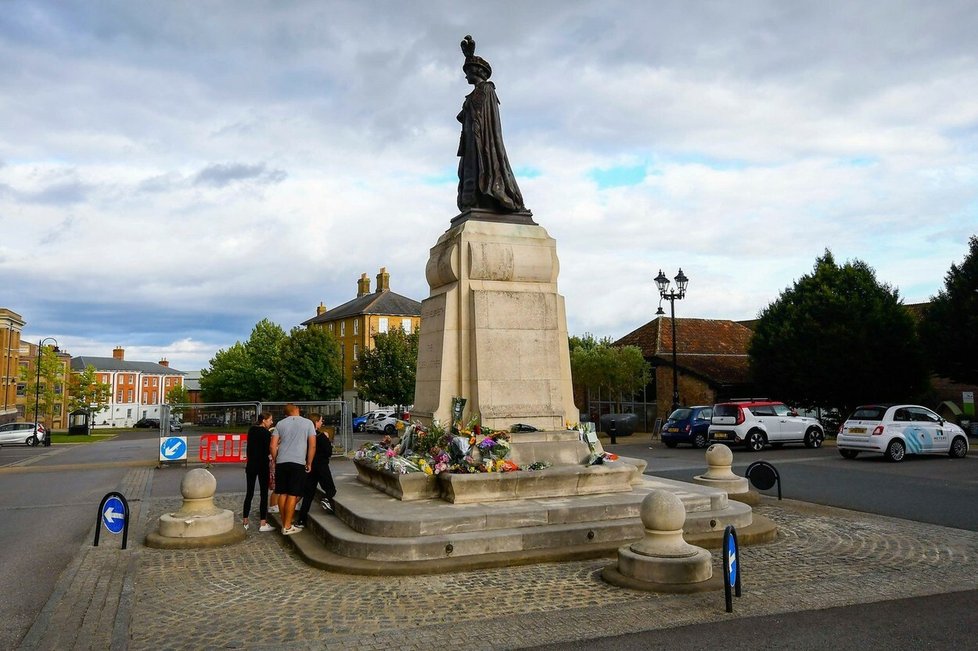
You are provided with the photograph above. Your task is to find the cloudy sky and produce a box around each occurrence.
[3,1,976,372]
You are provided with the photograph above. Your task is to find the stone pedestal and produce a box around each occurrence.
[692,444,749,494]
[413,216,578,431]
[602,489,719,593]
[146,468,245,549]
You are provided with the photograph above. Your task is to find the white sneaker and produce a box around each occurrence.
[268,505,280,513]
[282,525,300,536]
[243,522,249,530]
[258,523,275,532]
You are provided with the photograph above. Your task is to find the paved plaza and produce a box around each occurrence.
[20,458,978,650]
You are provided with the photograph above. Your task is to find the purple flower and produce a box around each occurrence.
[478,438,496,450]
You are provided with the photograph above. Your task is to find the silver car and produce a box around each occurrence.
[0,422,47,446]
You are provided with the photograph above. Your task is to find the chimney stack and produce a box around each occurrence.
[113,346,125,360]
[316,302,328,316]
[357,273,371,297]
[159,358,169,367]
[375,267,390,293]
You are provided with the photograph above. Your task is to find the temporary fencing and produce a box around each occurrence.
[199,433,247,464]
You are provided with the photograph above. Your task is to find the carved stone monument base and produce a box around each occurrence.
[413,217,578,431]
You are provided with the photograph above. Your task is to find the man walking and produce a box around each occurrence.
[270,403,316,535]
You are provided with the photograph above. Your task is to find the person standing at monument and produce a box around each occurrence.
[456,34,526,214]
[270,403,316,535]
[294,413,337,529]
[242,411,275,532]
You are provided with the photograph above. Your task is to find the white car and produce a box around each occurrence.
[0,422,47,446]
[708,399,825,451]
[364,409,395,432]
[838,404,969,462]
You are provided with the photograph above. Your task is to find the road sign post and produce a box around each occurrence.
[94,491,130,549]
[159,435,188,467]
[723,525,742,613]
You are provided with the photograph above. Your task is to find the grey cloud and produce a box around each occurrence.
[27,180,90,205]
[192,163,287,188]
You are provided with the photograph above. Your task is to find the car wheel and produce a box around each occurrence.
[384,424,397,436]
[885,439,905,462]
[804,427,824,449]
[692,433,708,449]
[746,430,765,452]
[948,437,968,459]
[27,435,38,447]
[663,440,678,448]
[839,449,859,459]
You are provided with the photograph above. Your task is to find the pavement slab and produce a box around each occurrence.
[21,467,978,650]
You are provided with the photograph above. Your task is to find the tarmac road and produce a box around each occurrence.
[529,589,978,650]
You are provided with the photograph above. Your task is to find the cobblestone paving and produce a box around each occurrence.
[126,494,978,650]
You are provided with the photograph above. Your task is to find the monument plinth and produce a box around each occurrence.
[412,216,578,431]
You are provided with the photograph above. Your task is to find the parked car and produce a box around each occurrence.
[708,399,825,451]
[661,406,713,448]
[134,417,161,428]
[0,422,46,446]
[372,414,409,436]
[352,413,369,432]
[364,409,396,432]
[837,404,969,462]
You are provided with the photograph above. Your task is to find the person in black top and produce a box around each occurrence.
[295,413,337,528]
[242,412,275,532]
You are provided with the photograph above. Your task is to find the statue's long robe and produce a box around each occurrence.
[457,81,526,213]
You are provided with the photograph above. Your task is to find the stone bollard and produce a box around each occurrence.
[146,468,245,548]
[692,444,749,494]
[602,489,718,592]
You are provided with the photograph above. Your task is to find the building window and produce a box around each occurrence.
[127,390,133,402]
[329,323,334,332]
[127,408,132,418]
[16,383,25,396]
[354,319,359,335]
[152,391,157,403]
[143,378,148,387]
[379,317,388,334]
[117,391,124,402]
[340,321,346,336]
[354,344,359,360]
[54,404,62,416]
[152,377,158,386]
[54,383,62,395]
[402,319,412,334]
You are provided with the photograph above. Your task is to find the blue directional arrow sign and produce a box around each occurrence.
[102,496,126,535]
[160,436,188,461]
[726,533,738,586]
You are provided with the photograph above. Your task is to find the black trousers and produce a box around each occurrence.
[296,464,335,524]
[242,465,269,520]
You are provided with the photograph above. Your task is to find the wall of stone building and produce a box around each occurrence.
[653,365,716,422]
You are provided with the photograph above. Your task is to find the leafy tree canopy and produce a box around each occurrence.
[164,384,191,415]
[749,250,928,417]
[353,328,419,409]
[245,319,287,400]
[68,364,111,414]
[918,235,978,385]
[570,333,650,409]
[275,326,343,401]
[200,342,253,402]
[20,345,65,425]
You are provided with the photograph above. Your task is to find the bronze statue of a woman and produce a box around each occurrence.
[456,35,527,214]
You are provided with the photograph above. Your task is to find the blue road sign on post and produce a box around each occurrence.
[723,525,742,613]
[102,496,126,534]
[94,491,130,549]
[160,436,188,462]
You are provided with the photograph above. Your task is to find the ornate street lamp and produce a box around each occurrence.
[33,336,59,447]
[654,269,688,411]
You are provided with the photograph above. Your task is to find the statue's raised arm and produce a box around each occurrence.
[456,35,528,214]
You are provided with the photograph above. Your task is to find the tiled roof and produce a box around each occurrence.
[70,356,185,375]
[615,317,753,385]
[301,290,421,326]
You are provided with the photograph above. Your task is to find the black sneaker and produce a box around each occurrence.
[320,499,334,513]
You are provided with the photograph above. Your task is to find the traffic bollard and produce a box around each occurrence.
[609,419,617,445]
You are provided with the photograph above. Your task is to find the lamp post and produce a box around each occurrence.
[654,269,688,412]
[33,337,59,446]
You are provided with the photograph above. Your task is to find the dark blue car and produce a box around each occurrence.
[661,406,713,448]
[352,414,368,432]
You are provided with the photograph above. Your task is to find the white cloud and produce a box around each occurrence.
[3,0,977,370]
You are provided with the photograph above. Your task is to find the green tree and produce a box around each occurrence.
[353,328,419,409]
[20,345,65,427]
[570,333,650,410]
[749,250,928,417]
[200,342,253,402]
[275,326,343,400]
[918,235,978,385]
[165,384,191,417]
[245,319,287,400]
[68,364,111,415]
